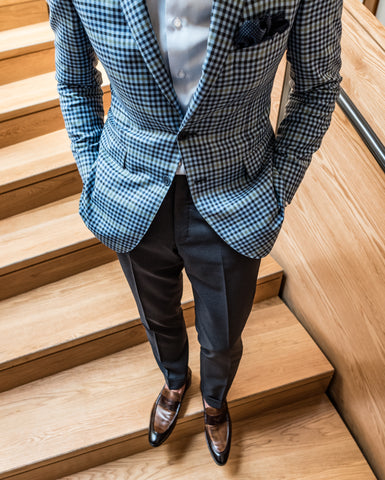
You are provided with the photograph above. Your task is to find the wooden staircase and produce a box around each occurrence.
[0,5,377,479]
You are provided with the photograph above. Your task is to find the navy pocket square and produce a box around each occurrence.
[234,11,289,49]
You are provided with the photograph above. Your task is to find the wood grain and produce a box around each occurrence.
[0,68,111,147]
[0,91,112,147]
[59,396,375,480]
[345,0,385,51]
[0,21,55,83]
[0,21,53,58]
[0,47,55,84]
[0,170,82,219]
[0,297,333,479]
[271,104,385,480]
[0,194,95,273]
[341,4,385,147]
[0,256,280,366]
[363,0,379,16]
[0,68,109,121]
[0,242,116,300]
[0,105,65,147]
[0,256,282,390]
[0,128,72,190]
[0,0,48,31]
[0,128,80,217]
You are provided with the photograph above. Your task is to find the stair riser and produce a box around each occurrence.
[0,384,331,480]
[1,47,55,85]
[0,1,48,32]
[0,305,195,393]
[0,243,116,301]
[0,90,111,148]
[0,275,281,391]
[0,170,82,219]
[254,275,282,303]
[1,202,282,296]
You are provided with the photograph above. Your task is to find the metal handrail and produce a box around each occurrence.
[337,88,385,174]
[276,61,385,175]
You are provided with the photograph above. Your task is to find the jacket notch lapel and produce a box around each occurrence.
[181,0,246,129]
[120,0,182,113]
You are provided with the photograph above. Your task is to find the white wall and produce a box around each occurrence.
[377,0,385,25]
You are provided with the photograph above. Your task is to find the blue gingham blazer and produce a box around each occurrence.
[48,0,342,258]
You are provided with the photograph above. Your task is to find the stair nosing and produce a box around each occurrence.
[3,379,332,479]
[0,21,53,59]
[0,237,98,276]
[0,70,110,122]
[0,165,77,194]
[0,40,53,60]
[0,261,280,369]
[0,299,334,477]
[0,299,197,372]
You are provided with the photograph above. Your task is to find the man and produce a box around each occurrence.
[48,0,342,466]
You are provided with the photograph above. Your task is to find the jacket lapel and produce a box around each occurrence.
[120,0,246,124]
[181,0,246,128]
[120,0,182,113]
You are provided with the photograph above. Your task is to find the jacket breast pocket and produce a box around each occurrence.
[220,30,289,92]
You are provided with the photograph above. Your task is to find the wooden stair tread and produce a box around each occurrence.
[0,194,94,274]
[0,114,106,194]
[0,0,43,6]
[0,67,109,121]
[0,0,48,32]
[0,256,281,368]
[0,297,333,476]
[0,129,73,192]
[0,21,53,59]
[0,185,283,277]
[62,395,376,480]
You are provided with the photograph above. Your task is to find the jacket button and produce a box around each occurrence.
[178,131,197,141]
[178,132,189,141]
[163,175,172,186]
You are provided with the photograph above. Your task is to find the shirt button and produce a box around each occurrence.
[173,17,182,29]
[177,69,186,79]
[163,175,172,186]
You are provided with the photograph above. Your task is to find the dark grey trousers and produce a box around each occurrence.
[117,175,260,408]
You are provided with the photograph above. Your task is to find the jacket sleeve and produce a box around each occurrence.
[273,0,343,206]
[47,0,105,184]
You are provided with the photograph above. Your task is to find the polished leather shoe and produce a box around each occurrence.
[203,399,231,466]
[148,367,192,447]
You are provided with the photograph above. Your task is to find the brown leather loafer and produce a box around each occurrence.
[148,367,192,447]
[203,399,231,466]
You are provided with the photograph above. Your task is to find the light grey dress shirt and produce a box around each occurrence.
[146,0,213,175]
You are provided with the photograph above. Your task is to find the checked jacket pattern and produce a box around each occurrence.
[48,0,343,258]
